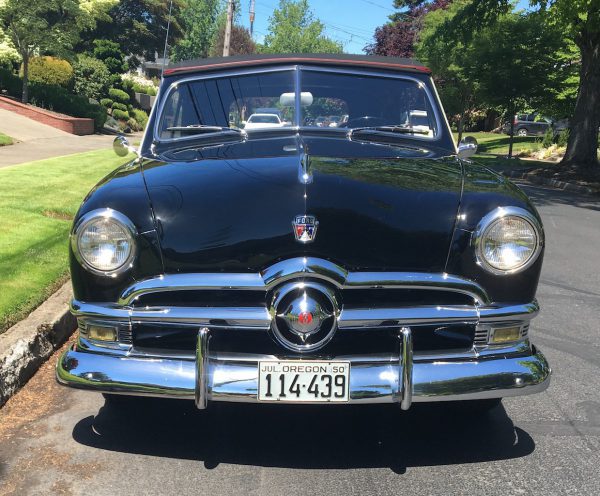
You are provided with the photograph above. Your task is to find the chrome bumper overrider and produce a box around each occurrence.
[56,329,551,408]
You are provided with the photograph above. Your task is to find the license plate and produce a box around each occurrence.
[258,361,350,402]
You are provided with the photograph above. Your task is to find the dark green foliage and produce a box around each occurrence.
[131,108,148,129]
[108,88,130,103]
[171,0,223,62]
[557,129,570,148]
[81,0,185,65]
[92,40,127,75]
[0,68,23,96]
[542,128,554,148]
[112,108,129,120]
[111,102,127,112]
[73,55,111,100]
[0,68,106,130]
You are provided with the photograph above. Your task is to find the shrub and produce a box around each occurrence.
[0,39,21,71]
[147,86,157,96]
[93,40,127,75]
[112,108,129,120]
[131,108,149,129]
[108,87,130,103]
[557,129,570,148]
[28,82,107,130]
[23,57,73,88]
[127,117,141,131]
[73,55,111,101]
[0,67,22,97]
[542,128,554,148]
[100,98,113,108]
[111,102,128,112]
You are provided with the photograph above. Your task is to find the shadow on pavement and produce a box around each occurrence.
[515,181,600,211]
[72,398,535,471]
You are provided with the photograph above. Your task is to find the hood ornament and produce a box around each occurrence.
[293,215,318,243]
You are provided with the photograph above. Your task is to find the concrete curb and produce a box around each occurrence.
[0,282,75,407]
[504,169,597,195]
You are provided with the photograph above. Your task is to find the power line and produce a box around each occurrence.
[355,0,395,11]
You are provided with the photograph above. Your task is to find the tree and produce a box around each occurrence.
[416,0,477,142]
[171,0,223,62]
[535,0,600,169]
[260,0,343,54]
[82,0,185,65]
[209,24,256,58]
[0,0,115,103]
[469,12,567,156]
[436,0,600,168]
[365,0,451,57]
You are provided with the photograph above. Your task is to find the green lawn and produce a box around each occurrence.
[454,131,543,156]
[0,132,14,146]
[0,149,132,333]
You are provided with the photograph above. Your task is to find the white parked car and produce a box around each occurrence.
[244,113,285,130]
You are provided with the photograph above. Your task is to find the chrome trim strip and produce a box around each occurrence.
[71,301,537,331]
[119,272,266,305]
[479,300,539,322]
[344,272,489,305]
[338,305,479,329]
[116,258,490,306]
[56,344,551,405]
[400,327,413,410]
[71,301,272,330]
[195,328,210,409]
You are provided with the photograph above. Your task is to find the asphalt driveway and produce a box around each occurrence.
[0,182,599,495]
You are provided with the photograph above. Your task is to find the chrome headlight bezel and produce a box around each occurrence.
[472,206,543,276]
[71,208,137,277]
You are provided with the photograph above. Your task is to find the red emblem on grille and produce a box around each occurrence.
[298,311,313,325]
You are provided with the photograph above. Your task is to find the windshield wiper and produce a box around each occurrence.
[166,125,245,135]
[350,125,431,136]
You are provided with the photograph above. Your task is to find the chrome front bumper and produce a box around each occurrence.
[56,330,551,409]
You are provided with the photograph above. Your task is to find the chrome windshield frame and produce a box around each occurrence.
[152,65,444,147]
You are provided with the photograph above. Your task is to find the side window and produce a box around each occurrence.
[159,85,201,139]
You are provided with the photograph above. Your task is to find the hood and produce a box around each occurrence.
[142,136,463,273]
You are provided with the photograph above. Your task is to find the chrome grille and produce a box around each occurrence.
[474,326,490,347]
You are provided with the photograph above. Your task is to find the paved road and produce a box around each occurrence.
[0,109,116,168]
[1,183,599,496]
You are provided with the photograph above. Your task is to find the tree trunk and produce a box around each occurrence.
[457,111,465,143]
[508,101,515,158]
[561,34,600,169]
[21,54,29,104]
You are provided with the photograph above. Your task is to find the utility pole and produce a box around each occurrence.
[249,0,255,37]
[223,0,235,57]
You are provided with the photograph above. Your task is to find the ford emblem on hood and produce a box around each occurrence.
[293,215,319,243]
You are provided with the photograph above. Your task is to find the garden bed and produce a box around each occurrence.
[0,96,94,135]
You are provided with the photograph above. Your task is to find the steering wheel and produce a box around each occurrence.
[342,116,386,128]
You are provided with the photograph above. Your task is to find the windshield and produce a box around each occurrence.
[157,67,438,141]
[248,114,280,124]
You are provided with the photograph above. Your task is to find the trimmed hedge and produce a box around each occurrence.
[108,87,130,103]
[112,108,129,120]
[131,108,148,129]
[23,56,73,88]
[111,102,127,112]
[100,98,113,108]
[73,55,111,101]
[0,68,107,130]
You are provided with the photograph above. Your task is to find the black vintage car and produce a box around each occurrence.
[57,55,550,411]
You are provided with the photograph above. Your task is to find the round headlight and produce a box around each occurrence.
[73,209,136,275]
[474,207,542,275]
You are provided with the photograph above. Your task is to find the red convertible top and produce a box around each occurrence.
[163,53,431,77]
